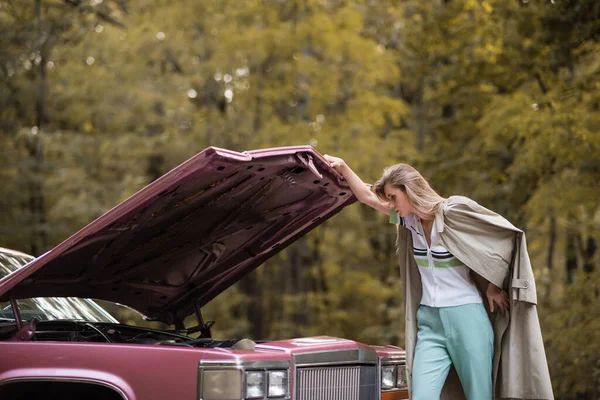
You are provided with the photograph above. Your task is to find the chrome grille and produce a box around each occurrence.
[296,365,377,400]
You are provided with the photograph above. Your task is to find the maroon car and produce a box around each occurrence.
[0,146,408,400]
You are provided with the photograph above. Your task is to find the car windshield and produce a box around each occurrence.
[0,249,118,323]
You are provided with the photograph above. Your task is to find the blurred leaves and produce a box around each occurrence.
[0,1,598,398]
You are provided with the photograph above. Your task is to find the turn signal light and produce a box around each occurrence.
[381,389,409,400]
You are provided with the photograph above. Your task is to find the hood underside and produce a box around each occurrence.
[0,146,356,324]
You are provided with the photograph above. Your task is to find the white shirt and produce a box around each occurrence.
[392,212,482,307]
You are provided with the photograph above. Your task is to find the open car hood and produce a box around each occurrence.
[0,146,356,324]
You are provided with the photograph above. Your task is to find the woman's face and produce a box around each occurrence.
[384,183,413,217]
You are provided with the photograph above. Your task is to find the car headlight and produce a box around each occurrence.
[267,370,288,398]
[199,360,289,400]
[381,365,396,390]
[245,371,266,399]
[396,365,407,389]
[202,369,243,399]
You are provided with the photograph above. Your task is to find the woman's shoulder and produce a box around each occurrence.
[442,195,493,215]
[441,196,522,233]
[444,195,477,207]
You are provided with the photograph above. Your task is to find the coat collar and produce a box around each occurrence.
[434,200,447,234]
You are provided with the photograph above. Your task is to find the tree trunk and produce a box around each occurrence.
[415,74,426,152]
[239,273,264,340]
[565,231,578,284]
[544,214,556,300]
[28,0,48,255]
[577,235,596,274]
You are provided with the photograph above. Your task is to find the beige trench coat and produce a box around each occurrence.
[397,196,554,399]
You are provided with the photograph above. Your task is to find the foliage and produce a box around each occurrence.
[1,1,598,398]
[541,273,600,398]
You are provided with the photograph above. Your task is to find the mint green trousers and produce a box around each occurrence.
[412,304,494,400]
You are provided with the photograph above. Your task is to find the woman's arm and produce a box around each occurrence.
[324,154,390,215]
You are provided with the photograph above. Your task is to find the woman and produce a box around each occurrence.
[323,154,554,400]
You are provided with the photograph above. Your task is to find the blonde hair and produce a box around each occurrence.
[373,164,446,220]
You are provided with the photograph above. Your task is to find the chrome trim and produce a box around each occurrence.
[379,354,408,398]
[380,355,406,365]
[197,359,291,400]
[291,348,378,400]
[377,356,381,400]
[200,359,290,370]
[378,365,408,393]
[295,365,377,400]
[0,377,127,399]
[293,348,378,367]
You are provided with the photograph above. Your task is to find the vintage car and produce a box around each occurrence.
[0,146,408,400]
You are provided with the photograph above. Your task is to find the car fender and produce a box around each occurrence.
[0,368,134,400]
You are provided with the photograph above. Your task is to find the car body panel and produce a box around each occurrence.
[0,146,408,399]
[0,146,355,323]
[0,338,405,399]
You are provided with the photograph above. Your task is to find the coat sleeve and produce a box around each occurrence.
[439,197,512,289]
[511,233,538,304]
[440,196,537,304]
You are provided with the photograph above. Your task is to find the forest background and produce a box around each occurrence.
[1,0,598,398]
